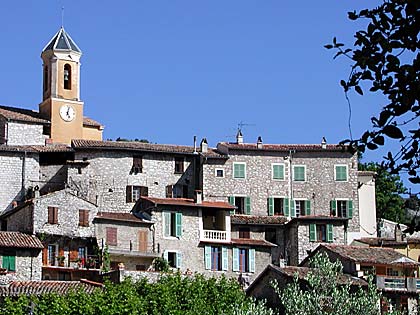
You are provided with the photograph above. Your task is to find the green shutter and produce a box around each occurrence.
[348,200,353,218]
[327,224,334,242]
[284,198,290,216]
[245,197,251,215]
[2,256,9,270]
[249,249,255,273]
[234,164,245,179]
[164,212,170,237]
[222,247,228,271]
[268,198,274,216]
[163,250,168,262]
[204,246,211,270]
[279,165,284,179]
[273,165,284,180]
[232,248,239,272]
[294,166,305,181]
[330,200,337,216]
[290,199,295,217]
[309,224,316,242]
[336,166,347,181]
[228,196,235,215]
[8,256,15,272]
[305,200,311,216]
[175,213,182,237]
[176,253,182,269]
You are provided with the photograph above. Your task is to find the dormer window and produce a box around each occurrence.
[64,64,71,90]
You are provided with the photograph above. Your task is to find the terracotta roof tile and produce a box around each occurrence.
[231,215,287,225]
[0,144,73,153]
[83,117,103,128]
[71,139,225,158]
[0,105,49,124]
[0,232,43,249]
[0,280,102,297]
[217,142,351,153]
[141,197,235,210]
[358,171,376,176]
[95,212,149,223]
[288,215,349,223]
[231,238,277,247]
[320,244,419,266]
[358,237,420,246]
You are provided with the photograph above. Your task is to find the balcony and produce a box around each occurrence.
[376,276,420,292]
[200,229,231,243]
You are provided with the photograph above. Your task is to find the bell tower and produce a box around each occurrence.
[39,27,84,144]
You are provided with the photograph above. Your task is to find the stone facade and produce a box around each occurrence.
[5,121,45,146]
[0,249,42,281]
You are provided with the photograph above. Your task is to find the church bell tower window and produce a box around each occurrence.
[43,65,49,92]
[64,64,71,90]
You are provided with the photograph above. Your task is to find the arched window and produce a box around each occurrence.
[64,64,71,90]
[43,65,48,92]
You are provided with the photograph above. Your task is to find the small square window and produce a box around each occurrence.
[215,169,224,178]
[335,165,348,181]
[233,163,246,179]
[174,158,184,174]
[293,166,306,181]
[272,164,285,180]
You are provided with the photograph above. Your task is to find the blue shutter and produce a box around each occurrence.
[175,213,182,237]
[290,199,296,217]
[204,246,211,270]
[176,253,182,269]
[284,198,289,216]
[245,197,251,215]
[232,248,239,271]
[347,200,353,218]
[268,198,274,216]
[163,212,170,237]
[327,224,334,242]
[222,247,228,271]
[249,249,255,273]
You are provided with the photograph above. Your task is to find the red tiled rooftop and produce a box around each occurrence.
[358,237,420,246]
[231,238,277,247]
[0,232,43,249]
[0,280,103,297]
[0,105,50,124]
[231,215,287,225]
[217,142,351,153]
[141,197,235,210]
[0,144,73,153]
[83,117,103,128]
[95,212,149,223]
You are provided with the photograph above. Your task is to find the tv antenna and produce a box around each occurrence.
[237,121,255,133]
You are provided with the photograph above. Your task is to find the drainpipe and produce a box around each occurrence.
[288,150,294,212]
[22,151,27,197]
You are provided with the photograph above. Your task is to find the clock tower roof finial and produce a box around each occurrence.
[42,28,81,54]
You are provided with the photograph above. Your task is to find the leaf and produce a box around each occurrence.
[372,135,384,145]
[355,85,364,95]
[366,142,378,150]
[409,177,420,184]
[382,125,404,139]
[324,44,333,49]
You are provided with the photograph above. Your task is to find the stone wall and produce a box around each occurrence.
[71,151,197,213]
[0,249,42,281]
[6,205,33,233]
[5,122,45,146]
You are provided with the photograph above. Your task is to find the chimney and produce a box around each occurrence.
[34,185,40,199]
[194,190,203,204]
[321,137,327,149]
[257,136,263,149]
[193,135,197,154]
[200,138,208,153]
[236,130,243,144]
[395,224,403,242]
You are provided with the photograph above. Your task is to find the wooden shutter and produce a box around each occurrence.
[305,200,311,216]
[79,210,89,227]
[69,250,78,261]
[176,253,182,269]
[245,197,251,215]
[268,197,274,216]
[166,185,173,198]
[249,249,255,273]
[163,212,171,237]
[140,186,149,197]
[48,207,58,224]
[347,200,353,218]
[42,247,48,265]
[284,198,290,216]
[126,186,132,203]
[2,255,8,270]
[309,224,316,242]
[204,246,211,270]
[138,230,148,252]
[106,227,117,246]
[228,196,235,215]
[175,213,182,237]
[327,224,334,242]
[222,247,228,271]
[232,248,239,271]
[330,200,337,216]
[290,199,296,217]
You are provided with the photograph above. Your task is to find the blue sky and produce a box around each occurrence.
[1,1,403,176]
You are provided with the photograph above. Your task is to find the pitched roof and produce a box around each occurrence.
[0,105,49,124]
[315,244,419,266]
[217,142,351,153]
[83,117,103,128]
[231,215,287,225]
[0,144,73,153]
[0,232,43,249]
[357,237,420,246]
[42,28,81,53]
[94,212,150,224]
[0,280,102,297]
[231,238,277,247]
[141,197,235,210]
[71,139,225,158]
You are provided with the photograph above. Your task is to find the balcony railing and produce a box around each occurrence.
[376,276,420,292]
[200,230,230,242]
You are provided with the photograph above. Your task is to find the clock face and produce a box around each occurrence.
[59,105,76,122]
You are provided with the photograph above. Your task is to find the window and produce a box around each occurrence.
[386,268,400,277]
[138,230,148,252]
[265,228,276,243]
[126,185,148,203]
[272,164,285,180]
[163,212,182,237]
[79,210,89,227]
[233,248,255,273]
[63,64,71,90]
[267,197,289,216]
[204,246,228,271]
[48,207,58,224]
[106,227,118,246]
[164,251,182,268]
[43,65,48,92]
[78,247,86,267]
[166,184,188,198]
[215,169,224,178]
[309,224,333,242]
[335,165,348,182]
[293,165,306,181]
[233,163,246,179]
[294,200,310,217]
[47,244,57,266]
[239,228,250,239]
[131,156,143,174]
[330,200,353,218]
[174,157,184,174]
[2,251,16,272]
[228,196,251,215]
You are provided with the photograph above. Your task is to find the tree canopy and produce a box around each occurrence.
[326,0,420,183]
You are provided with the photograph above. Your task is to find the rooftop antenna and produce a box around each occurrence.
[61,6,65,28]
[237,121,255,134]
